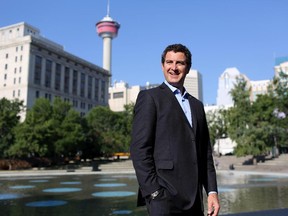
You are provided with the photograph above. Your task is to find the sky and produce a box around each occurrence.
[1,0,288,105]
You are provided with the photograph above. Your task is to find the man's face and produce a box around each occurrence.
[162,51,189,89]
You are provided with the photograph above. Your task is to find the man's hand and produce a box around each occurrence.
[207,193,220,216]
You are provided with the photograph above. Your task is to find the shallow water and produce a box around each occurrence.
[0,172,288,215]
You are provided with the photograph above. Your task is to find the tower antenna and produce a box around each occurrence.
[107,0,110,17]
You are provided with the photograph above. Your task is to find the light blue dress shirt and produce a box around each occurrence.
[164,81,192,127]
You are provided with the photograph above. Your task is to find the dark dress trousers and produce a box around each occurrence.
[130,83,218,214]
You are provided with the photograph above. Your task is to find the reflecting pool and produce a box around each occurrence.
[0,171,288,215]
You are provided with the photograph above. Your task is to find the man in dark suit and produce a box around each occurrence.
[130,44,220,216]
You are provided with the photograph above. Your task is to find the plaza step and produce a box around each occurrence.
[98,160,134,172]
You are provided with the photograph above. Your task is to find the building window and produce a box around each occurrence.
[64,67,70,93]
[5,64,8,70]
[19,67,22,73]
[13,90,15,97]
[15,56,17,62]
[113,92,124,99]
[34,55,42,85]
[45,93,52,101]
[94,78,99,101]
[14,68,17,74]
[18,77,21,84]
[45,59,52,88]
[5,53,8,58]
[101,80,106,102]
[55,63,61,91]
[88,76,92,99]
[80,73,85,97]
[80,102,86,109]
[16,47,18,52]
[73,99,78,108]
[35,90,40,98]
[88,104,93,110]
[72,70,78,95]
[20,55,23,61]
[4,74,7,80]
[14,78,16,84]
[18,89,20,97]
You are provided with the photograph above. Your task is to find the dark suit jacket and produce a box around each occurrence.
[130,83,218,210]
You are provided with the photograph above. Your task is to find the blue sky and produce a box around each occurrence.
[1,0,288,105]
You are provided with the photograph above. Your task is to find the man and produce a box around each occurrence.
[130,44,220,216]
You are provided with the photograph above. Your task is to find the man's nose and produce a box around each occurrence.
[171,62,178,70]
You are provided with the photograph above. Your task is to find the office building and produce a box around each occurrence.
[216,67,250,106]
[109,81,158,112]
[184,69,203,101]
[274,56,288,77]
[250,80,270,101]
[0,22,110,119]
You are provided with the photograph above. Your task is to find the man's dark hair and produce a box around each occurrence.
[161,44,192,70]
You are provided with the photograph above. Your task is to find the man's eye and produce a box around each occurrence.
[177,61,185,65]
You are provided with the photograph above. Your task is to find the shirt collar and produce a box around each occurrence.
[164,80,189,98]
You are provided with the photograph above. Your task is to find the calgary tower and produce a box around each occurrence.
[96,0,120,85]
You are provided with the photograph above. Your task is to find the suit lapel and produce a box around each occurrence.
[188,95,198,134]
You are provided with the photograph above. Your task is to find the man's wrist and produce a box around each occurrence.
[150,190,160,199]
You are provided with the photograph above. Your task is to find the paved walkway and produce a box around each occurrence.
[214,154,288,173]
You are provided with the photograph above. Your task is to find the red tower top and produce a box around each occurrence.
[96,15,120,38]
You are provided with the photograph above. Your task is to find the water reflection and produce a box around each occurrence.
[0,172,287,215]
[216,171,288,215]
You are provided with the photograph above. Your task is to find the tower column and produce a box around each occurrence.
[103,37,112,72]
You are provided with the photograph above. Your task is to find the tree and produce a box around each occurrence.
[271,71,288,152]
[53,109,85,158]
[8,98,54,157]
[206,108,228,148]
[235,94,276,156]
[227,76,254,156]
[0,98,24,158]
[85,106,132,157]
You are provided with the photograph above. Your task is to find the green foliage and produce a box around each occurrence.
[271,71,288,148]
[0,96,131,162]
[206,108,228,146]
[226,73,288,157]
[8,98,54,157]
[54,109,85,156]
[85,105,133,157]
[0,98,24,158]
[227,77,253,156]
